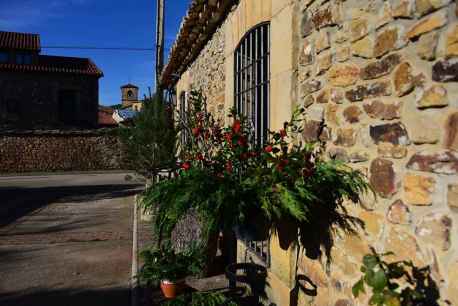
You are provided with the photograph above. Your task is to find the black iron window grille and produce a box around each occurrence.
[234,22,270,147]
[179,92,188,149]
[234,23,271,265]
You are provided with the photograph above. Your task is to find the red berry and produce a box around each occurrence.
[232,120,241,134]
[192,128,200,137]
[181,162,191,170]
[264,145,273,153]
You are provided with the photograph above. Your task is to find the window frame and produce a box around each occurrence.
[234,22,271,266]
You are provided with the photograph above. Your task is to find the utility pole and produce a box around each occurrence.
[155,0,165,97]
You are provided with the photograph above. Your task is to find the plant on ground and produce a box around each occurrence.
[138,242,205,287]
[162,291,239,306]
[118,92,177,179]
[352,248,439,306]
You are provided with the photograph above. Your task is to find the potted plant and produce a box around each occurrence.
[139,243,205,299]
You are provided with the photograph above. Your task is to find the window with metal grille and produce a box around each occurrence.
[234,22,270,147]
[179,92,188,150]
[234,23,270,265]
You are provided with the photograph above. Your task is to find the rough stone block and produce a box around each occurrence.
[378,142,408,158]
[407,149,458,174]
[334,127,357,147]
[416,84,448,108]
[370,123,410,145]
[444,112,458,151]
[370,158,397,198]
[345,81,392,102]
[448,184,458,208]
[406,114,440,144]
[364,100,401,120]
[446,24,458,58]
[415,0,451,17]
[351,35,375,58]
[403,173,436,205]
[360,54,402,80]
[343,105,363,123]
[432,58,458,82]
[416,31,439,60]
[327,64,360,87]
[387,199,412,224]
[415,212,452,251]
[406,9,448,39]
[374,26,405,58]
[316,30,331,53]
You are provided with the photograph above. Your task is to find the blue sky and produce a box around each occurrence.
[0,0,190,105]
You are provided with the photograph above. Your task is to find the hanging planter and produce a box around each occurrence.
[233,209,270,241]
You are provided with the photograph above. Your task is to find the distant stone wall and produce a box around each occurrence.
[188,21,227,121]
[0,129,123,173]
[296,0,458,305]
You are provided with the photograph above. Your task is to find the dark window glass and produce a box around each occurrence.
[234,23,271,266]
[58,90,78,125]
[0,52,8,63]
[234,23,270,147]
[16,54,32,65]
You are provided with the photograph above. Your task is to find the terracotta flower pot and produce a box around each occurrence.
[160,279,185,299]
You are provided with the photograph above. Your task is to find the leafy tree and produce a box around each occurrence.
[119,93,177,179]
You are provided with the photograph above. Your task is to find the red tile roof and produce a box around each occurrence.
[98,106,117,127]
[161,0,236,87]
[0,31,41,51]
[0,55,103,77]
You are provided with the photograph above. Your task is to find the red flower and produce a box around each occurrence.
[237,136,247,147]
[224,132,233,143]
[196,153,204,161]
[264,145,273,153]
[232,120,241,134]
[225,161,233,173]
[192,128,200,137]
[181,162,191,171]
[280,129,287,139]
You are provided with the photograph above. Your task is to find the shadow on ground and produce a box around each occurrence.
[0,184,143,227]
[0,287,130,306]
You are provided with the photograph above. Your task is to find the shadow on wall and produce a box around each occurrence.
[0,287,130,306]
[0,184,143,227]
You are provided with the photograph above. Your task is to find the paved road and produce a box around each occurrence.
[0,173,144,306]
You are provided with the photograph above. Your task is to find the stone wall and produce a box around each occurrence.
[296,0,458,305]
[187,21,227,121]
[0,130,123,173]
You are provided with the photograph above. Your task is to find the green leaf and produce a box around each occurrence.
[363,254,378,270]
[371,270,387,291]
[352,278,365,298]
[369,292,384,306]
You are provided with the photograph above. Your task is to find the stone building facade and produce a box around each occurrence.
[162,1,458,305]
[0,31,103,129]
